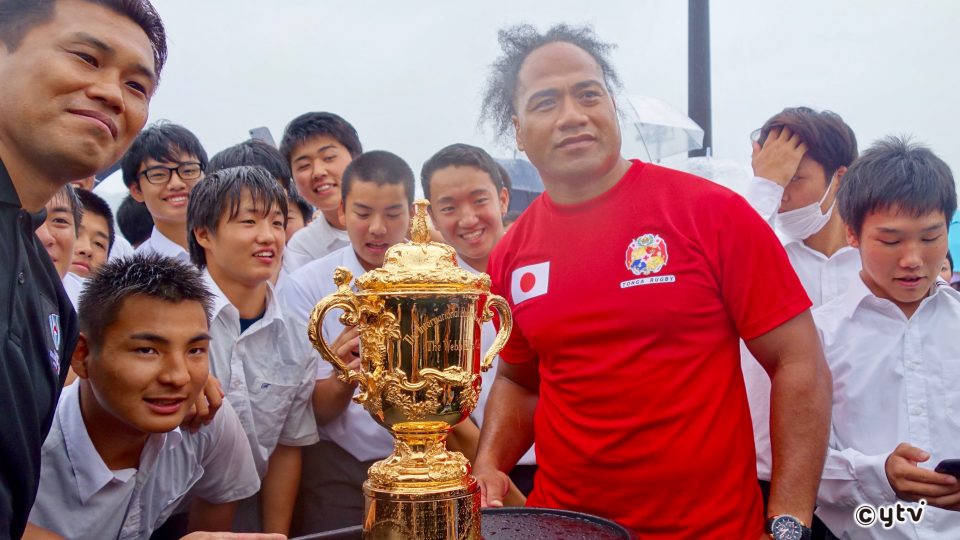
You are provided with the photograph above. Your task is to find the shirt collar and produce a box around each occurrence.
[456,254,481,276]
[838,273,958,320]
[59,384,181,504]
[147,226,189,258]
[784,239,858,261]
[0,158,20,207]
[202,269,283,330]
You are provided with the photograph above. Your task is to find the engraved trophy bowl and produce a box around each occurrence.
[308,199,512,539]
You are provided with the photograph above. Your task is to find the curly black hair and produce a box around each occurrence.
[479,23,622,142]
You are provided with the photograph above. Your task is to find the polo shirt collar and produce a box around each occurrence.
[0,158,20,207]
[59,383,182,504]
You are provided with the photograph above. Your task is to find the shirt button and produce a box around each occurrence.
[17,272,25,284]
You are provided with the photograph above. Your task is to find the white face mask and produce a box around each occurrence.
[776,176,837,240]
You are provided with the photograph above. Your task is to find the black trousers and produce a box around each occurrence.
[291,440,379,535]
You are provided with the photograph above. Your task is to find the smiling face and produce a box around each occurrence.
[74,294,210,435]
[129,152,203,227]
[0,0,155,196]
[36,193,78,278]
[290,134,353,212]
[849,207,949,318]
[427,165,509,272]
[195,190,285,290]
[511,42,623,195]
[70,209,110,278]
[340,179,412,271]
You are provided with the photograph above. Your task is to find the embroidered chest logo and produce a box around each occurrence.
[621,234,676,289]
[48,313,61,376]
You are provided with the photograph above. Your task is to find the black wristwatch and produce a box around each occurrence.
[765,515,812,540]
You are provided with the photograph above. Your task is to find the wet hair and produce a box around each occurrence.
[0,0,167,79]
[757,107,858,182]
[78,253,213,353]
[75,188,115,250]
[49,184,82,235]
[341,151,415,206]
[480,23,622,141]
[121,122,208,187]
[838,136,957,236]
[208,139,292,190]
[279,112,363,165]
[187,166,288,269]
[116,194,153,247]
[420,143,506,200]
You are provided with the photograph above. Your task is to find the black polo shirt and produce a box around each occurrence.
[0,159,77,540]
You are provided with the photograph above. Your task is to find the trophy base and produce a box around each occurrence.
[362,477,480,540]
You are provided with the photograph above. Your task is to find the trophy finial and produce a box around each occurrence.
[410,199,431,243]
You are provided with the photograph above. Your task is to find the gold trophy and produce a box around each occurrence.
[308,199,513,539]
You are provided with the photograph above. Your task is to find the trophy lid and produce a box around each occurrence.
[355,199,491,293]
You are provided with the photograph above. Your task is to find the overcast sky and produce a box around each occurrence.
[99,0,960,197]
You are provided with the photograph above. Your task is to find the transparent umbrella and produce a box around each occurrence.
[620,95,704,161]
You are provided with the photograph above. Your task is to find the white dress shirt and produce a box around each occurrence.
[741,175,861,480]
[812,277,960,539]
[279,246,395,462]
[29,383,260,540]
[457,257,536,466]
[204,272,319,477]
[283,217,350,273]
[62,272,85,311]
[109,233,136,261]
[135,226,190,262]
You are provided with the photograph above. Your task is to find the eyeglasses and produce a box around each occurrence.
[139,162,204,185]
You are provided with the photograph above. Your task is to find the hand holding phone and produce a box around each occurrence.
[934,459,960,478]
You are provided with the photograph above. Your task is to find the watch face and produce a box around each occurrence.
[771,516,804,540]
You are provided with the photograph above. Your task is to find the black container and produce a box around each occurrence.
[292,507,637,539]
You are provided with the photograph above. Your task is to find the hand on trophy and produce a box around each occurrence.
[330,326,362,377]
[473,465,511,508]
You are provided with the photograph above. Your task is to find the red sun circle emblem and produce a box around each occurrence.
[519,272,536,293]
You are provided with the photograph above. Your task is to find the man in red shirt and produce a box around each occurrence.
[473,24,832,540]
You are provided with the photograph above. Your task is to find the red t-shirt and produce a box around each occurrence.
[488,161,811,538]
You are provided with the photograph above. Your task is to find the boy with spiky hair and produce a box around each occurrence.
[279,150,414,532]
[279,112,362,271]
[26,254,260,540]
[123,122,208,261]
[187,166,318,535]
[70,188,115,279]
[814,137,960,539]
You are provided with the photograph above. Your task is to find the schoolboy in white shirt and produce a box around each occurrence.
[420,143,535,501]
[26,254,260,540]
[279,151,414,532]
[813,136,960,539]
[123,123,207,262]
[278,112,362,272]
[187,166,318,535]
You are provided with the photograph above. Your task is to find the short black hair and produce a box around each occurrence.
[48,184,82,235]
[342,151,415,206]
[116,194,153,247]
[208,139,292,190]
[187,166,288,269]
[75,188,116,250]
[757,107,858,182]
[0,0,167,79]
[122,122,208,187]
[420,143,506,200]
[480,23,621,141]
[279,112,363,165]
[78,253,213,353]
[288,190,313,226]
[947,251,954,275]
[839,136,957,236]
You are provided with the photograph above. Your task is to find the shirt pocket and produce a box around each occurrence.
[250,378,300,443]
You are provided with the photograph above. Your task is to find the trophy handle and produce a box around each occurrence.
[480,294,513,372]
[307,267,364,385]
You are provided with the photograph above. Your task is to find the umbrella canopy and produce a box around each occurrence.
[496,158,544,213]
[620,95,704,161]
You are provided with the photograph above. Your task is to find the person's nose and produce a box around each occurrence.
[84,72,125,116]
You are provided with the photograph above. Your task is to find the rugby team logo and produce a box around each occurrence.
[621,233,675,288]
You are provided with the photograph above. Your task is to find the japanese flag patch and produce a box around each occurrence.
[511,261,550,304]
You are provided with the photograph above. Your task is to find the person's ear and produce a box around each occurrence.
[129,181,145,203]
[194,227,213,250]
[846,223,860,249]
[512,115,525,152]
[834,165,848,185]
[71,334,93,380]
[498,187,510,216]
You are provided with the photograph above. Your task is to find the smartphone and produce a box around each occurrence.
[934,459,960,478]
